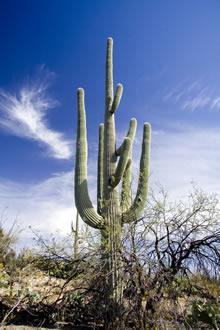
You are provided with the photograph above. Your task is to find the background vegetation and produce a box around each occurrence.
[0,187,219,329]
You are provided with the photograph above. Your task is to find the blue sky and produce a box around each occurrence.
[1,0,220,246]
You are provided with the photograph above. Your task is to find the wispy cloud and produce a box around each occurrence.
[130,125,220,198]
[0,69,73,159]
[150,127,220,197]
[164,79,220,111]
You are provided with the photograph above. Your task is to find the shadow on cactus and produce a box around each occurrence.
[74,38,151,304]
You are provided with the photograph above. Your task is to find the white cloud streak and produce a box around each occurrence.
[0,73,73,159]
[164,79,220,111]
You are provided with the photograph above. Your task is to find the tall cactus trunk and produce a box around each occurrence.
[74,38,151,310]
[101,213,123,302]
[101,38,123,302]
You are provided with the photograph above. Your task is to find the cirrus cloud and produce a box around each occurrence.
[0,71,73,159]
[163,79,220,112]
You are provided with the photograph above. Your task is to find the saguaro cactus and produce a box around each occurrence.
[71,211,79,259]
[75,38,151,301]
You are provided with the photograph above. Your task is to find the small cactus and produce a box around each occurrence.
[71,211,79,259]
[75,38,151,301]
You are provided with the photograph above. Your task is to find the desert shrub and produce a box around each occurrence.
[0,227,16,266]
[34,255,75,278]
[186,298,220,329]
[0,262,10,288]
[15,248,35,269]
[0,225,18,293]
[121,187,220,328]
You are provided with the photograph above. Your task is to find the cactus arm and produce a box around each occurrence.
[122,122,151,224]
[120,118,137,211]
[103,37,118,197]
[109,137,131,188]
[121,158,132,212]
[75,88,104,229]
[116,118,137,156]
[110,84,123,114]
[106,37,114,107]
[120,118,137,212]
[97,123,104,214]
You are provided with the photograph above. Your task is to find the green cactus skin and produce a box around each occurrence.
[119,118,137,213]
[71,211,79,258]
[97,123,104,213]
[75,38,151,301]
[109,137,132,188]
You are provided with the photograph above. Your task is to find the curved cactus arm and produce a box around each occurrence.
[110,83,123,114]
[121,158,132,212]
[75,88,104,229]
[97,123,104,214]
[120,118,137,212]
[122,123,151,224]
[116,118,137,156]
[109,137,132,188]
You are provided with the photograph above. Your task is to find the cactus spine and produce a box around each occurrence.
[75,38,151,301]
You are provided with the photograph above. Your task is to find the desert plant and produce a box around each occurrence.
[71,211,79,259]
[187,298,220,329]
[0,226,16,265]
[74,37,151,305]
[122,187,220,327]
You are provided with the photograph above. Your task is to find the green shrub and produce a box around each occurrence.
[186,298,220,329]
[34,255,73,279]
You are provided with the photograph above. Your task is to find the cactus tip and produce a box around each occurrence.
[144,122,151,129]
[131,117,137,123]
[107,37,113,45]
[77,87,84,95]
